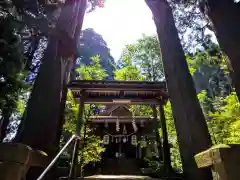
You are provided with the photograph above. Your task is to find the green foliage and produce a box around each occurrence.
[187,42,232,96]
[164,102,182,171]
[63,57,107,168]
[63,92,105,167]
[114,65,144,81]
[141,158,164,176]
[120,34,164,81]
[0,14,26,112]
[130,104,152,117]
[1,0,238,174]
[114,54,144,81]
[116,33,238,175]
[117,34,182,173]
[77,28,115,77]
[0,12,29,141]
[207,92,240,144]
[79,133,105,167]
[63,91,79,133]
[76,55,108,80]
[16,98,25,117]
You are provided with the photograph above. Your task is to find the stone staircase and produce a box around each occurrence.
[59,175,158,180]
[58,159,183,180]
[59,175,184,180]
[84,175,158,180]
[100,158,141,175]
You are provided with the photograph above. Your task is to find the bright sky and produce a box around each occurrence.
[82,0,157,60]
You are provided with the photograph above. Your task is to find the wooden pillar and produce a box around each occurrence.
[145,1,212,180]
[151,104,163,161]
[15,0,87,156]
[159,103,171,173]
[69,93,85,178]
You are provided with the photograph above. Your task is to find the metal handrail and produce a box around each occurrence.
[37,135,80,180]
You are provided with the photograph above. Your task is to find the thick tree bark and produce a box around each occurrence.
[204,0,240,100]
[15,36,68,156]
[15,0,87,156]
[0,112,11,142]
[145,1,212,180]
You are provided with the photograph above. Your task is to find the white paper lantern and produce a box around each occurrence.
[131,135,137,145]
[103,135,109,145]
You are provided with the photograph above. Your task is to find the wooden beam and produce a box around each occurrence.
[76,97,160,104]
[75,95,162,104]
[89,119,152,123]
[89,116,152,119]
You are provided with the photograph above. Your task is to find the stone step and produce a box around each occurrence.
[59,175,159,180]
[59,174,184,180]
[101,159,141,175]
[85,175,157,180]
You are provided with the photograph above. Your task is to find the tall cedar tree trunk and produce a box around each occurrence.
[0,111,11,142]
[15,0,87,156]
[145,1,212,180]
[203,0,240,100]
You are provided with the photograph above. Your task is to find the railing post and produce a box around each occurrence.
[69,92,85,178]
[36,135,76,180]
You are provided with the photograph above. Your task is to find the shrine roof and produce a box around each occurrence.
[68,80,168,104]
[98,105,130,116]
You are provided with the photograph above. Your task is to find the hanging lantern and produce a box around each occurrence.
[123,137,127,143]
[103,135,109,145]
[131,135,137,145]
